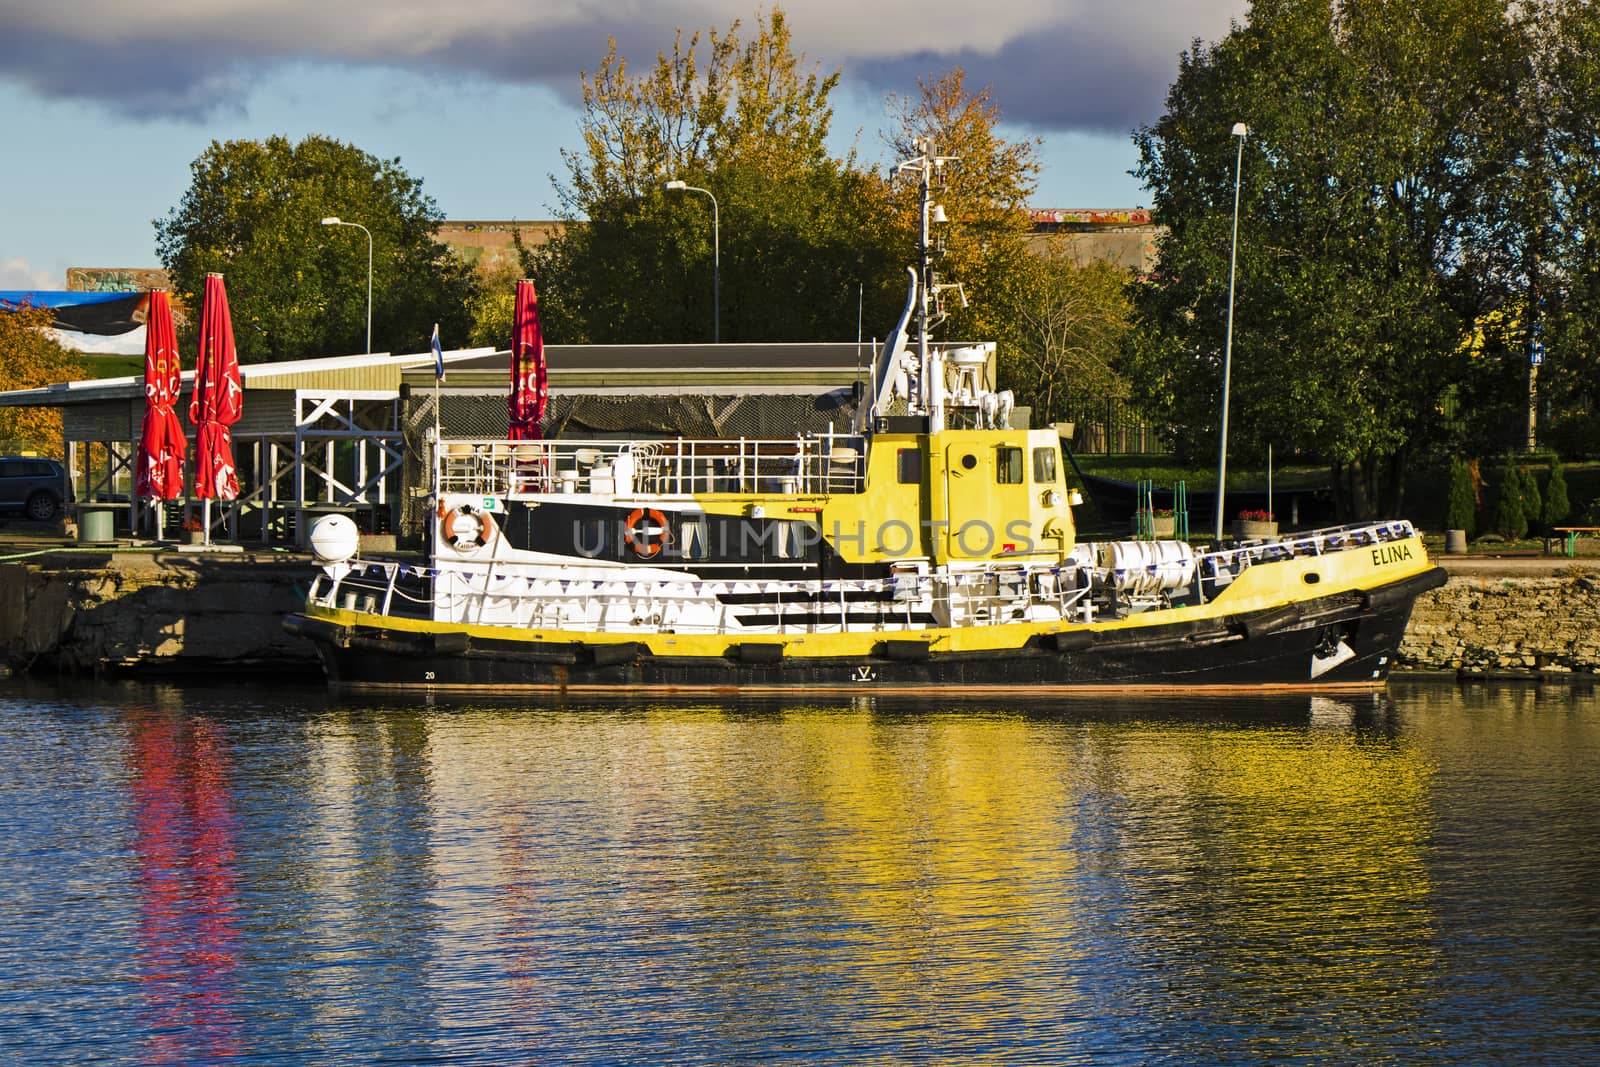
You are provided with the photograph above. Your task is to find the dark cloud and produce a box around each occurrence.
[851,22,1195,136]
[0,25,265,120]
[0,5,1236,133]
[419,15,702,104]
[0,13,715,119]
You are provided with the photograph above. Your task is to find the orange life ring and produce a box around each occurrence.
[624,507,672,558]
[440,503,496,550]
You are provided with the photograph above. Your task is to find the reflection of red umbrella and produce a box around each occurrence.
[508,279,547,441]
[188,273,242,503]
[135,290,187,507]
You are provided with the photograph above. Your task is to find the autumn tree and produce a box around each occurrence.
[883,69,1040,349]
[0,305,84,456]
[155,135,478,362]
[532,8,907,343]
[1128,0,1533,517]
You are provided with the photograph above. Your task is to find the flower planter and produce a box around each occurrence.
[1232,519,1279,540]
[183,529,206,545]
[1131,515,1177,539]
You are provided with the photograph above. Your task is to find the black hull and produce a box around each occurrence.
[286,568,1445,695]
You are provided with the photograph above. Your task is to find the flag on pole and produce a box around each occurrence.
[432,322,444,379]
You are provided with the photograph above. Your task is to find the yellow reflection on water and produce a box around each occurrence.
[295,697,1441,1054]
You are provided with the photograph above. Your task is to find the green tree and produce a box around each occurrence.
[0,305,84,455]
[155,135,478,362]
[1543,457,1571,528]
[1127,0,1533,518]
[534,8,905,344]
[1486,1,1600,457]
[1520,461,1543,533]
[1493,455,1527,540]
[1445,458,1477,536]
[993,251,1131,425]
[467,256,524,350]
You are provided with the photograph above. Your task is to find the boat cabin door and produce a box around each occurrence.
[941,439,1032,561]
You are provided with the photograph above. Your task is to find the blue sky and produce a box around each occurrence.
[0,1,1244,290]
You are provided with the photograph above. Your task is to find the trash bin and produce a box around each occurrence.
[77,503,116,544]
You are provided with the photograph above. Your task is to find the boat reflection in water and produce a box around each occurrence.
[4,679,1596,1064]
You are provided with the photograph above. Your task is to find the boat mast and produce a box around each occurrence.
[898,137,957,432]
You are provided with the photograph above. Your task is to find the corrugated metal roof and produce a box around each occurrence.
[1,341,949,406]
[0,347,494,408]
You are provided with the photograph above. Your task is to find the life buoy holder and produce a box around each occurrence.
[438,500,497,551]
[624,507,672,558]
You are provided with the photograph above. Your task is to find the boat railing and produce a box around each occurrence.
[310,561,1095,634]
[1191,519,1417,588]
[308,518,1420,630]
[435,433,867,498]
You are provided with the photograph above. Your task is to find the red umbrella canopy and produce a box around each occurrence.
[508,279,548,441]
[188,273,243,500]
[135,290,187,500]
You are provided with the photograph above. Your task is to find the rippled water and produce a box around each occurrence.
[2,678,1597,1065]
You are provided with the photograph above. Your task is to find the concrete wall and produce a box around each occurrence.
[0,555,320,677]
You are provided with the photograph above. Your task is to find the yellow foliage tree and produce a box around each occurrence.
[0,306,85,457]
[883,69,1041,345]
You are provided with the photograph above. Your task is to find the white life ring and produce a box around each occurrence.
[438,501,497,551]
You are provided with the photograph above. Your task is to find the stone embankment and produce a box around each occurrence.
[0,549,1596,681]
[0,551,320,677]
[1399,559,1600,677]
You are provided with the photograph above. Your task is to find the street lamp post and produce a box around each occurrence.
[663,180,719,343]
[321,216,373,353]
[1214,122,1249,542]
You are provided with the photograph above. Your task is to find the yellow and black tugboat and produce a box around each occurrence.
[286,144,1445,695]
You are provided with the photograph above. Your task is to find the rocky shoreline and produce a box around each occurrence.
[1,546,1596,683]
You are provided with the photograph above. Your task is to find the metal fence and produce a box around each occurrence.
[1056,396,1169,455]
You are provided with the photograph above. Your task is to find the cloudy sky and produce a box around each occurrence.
[0,0,1245,290]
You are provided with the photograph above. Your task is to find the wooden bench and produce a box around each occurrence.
[1551,526,1600,558]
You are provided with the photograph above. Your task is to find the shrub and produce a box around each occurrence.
[1520,461,1542,534]
[1445,458,1477,535]
[1494,454,1527,540]
[1543,458,1571,528]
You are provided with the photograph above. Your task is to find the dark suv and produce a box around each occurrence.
[0,456,71,522]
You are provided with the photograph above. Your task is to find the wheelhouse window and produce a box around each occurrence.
[1033,447,1058,484]
[996,447,1025,484]
[897,448,923,484]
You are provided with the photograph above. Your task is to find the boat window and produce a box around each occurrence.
[996,447,1024,484]
[1033,447,1058,484]
[680,516,709,560]
[897,448,922,484]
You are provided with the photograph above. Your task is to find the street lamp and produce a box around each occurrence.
[1214,122,1249,542]
[663,180,719,343]
[321,216,372,353]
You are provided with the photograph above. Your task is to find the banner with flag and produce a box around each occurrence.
[431,323,444,379]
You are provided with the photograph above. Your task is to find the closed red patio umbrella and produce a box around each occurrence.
[135,289,187,537]
[188,273,242,542]
[508,279,548,441]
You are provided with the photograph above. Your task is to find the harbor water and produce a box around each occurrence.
[2,678,1597,1064]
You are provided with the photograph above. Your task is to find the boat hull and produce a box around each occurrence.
[285,566,1446,695]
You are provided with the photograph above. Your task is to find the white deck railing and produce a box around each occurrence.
[435,433,866,499]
